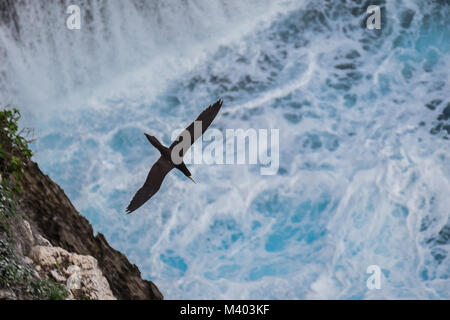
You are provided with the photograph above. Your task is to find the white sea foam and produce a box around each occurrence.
[1,0,449,299]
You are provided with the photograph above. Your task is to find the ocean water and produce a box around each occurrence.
[1,0,449,299]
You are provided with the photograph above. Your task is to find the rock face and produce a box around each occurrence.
[17,162,163,300]
[0,289,17,300]
[29,245,115,300]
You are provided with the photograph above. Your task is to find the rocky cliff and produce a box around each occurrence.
[0,108,163,300]
[0,161,164,300]
[18,161,163,300]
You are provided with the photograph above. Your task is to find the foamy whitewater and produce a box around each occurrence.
[1,0,449,299]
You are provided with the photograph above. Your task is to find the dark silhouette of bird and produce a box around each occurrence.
[126,99,223,214]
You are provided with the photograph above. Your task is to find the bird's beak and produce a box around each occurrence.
[188,176,196,184]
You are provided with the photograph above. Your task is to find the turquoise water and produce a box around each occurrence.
[1,0,449,299]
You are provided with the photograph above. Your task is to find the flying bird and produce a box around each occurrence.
[126,99,223,214]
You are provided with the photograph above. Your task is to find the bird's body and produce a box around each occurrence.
[126,100,223,213]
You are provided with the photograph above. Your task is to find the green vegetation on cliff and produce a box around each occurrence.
[0,239,68,300]
[0,106,32,234]
[0,106,69,300]
[0,107,33,185]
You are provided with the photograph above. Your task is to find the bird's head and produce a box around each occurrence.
[177,162,196,184]
[188,176,196,184]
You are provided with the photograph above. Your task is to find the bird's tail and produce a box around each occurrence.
[144,134,166,154]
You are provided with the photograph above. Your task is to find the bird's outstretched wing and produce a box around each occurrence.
[126,157,174,214]
[170,100,223,157]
